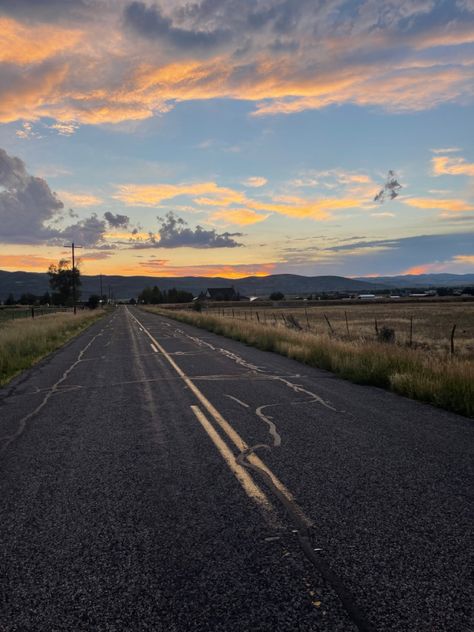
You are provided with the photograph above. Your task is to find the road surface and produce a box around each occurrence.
[1,306,472,631]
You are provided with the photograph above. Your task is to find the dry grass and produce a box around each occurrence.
[206,301,474,359]
[0,310,104,386]
[143,307,474,418]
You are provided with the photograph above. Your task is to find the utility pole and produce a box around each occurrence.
[64,242,82,314]
[100,274,103,300]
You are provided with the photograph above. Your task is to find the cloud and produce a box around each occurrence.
[104,211,130,228]
[0,147,111,247]
[243,176,268,188]
[210,209,270,226]
[0,3,474,125]
[0,16,83,65]
[132,212,243,248]
[114,179,362,221]
[138,260,276,278]
[0,147,63,244]
[124,2,229,49]
[430,147,461,154]
[432,155,474,177]
[404,197,474,212]
[0,254,57,270]
[58,191,103,207]
[374,170,402,203]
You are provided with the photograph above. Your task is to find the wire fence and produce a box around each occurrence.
[0,306,73,323]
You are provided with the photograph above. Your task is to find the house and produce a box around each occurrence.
[205,287,239,301]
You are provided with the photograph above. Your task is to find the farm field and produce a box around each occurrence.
[204,300,474,359]
[149,300,474,416]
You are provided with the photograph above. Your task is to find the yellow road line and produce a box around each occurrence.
[190,405,272,511]
[127,308,312,526]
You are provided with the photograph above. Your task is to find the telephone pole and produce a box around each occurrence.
[64,242,82,314]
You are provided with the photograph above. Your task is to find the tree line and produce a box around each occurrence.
[138,286,193,304]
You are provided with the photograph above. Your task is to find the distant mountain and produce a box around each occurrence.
[355,273,474,288]
[0,270,380,300]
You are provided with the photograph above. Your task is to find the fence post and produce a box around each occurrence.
[31,307,35,319]
[256,311,260,323]
[450,324,456,355]
[345,310,349,336]
[305,306,310,328]
[374,318,379,336]
[324,313,334,334]
[409,316,413,347]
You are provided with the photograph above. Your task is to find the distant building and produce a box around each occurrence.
[358,294,376,299]
[205,287,239,301]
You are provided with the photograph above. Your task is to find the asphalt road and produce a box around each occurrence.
[0,306,472,631]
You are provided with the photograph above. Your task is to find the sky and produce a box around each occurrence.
[0,0,473,279]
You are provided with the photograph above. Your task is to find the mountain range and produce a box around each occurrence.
[1,270,473,300]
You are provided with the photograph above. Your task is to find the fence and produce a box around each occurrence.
[0,306,73,323]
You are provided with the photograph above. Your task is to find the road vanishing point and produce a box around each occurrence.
[1,307,472,631]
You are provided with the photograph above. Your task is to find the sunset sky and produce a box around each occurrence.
[0,0,473,278]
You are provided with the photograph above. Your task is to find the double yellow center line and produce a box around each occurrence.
[127,308,310,524]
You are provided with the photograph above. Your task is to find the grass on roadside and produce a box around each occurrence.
[0,310,104,386]
[142,307,473,418]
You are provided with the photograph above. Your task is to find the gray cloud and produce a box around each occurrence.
[0,0,90,21]
[374,170,403,203]
[132,211,242,248]
[104,211,130,227]
[0,147,63,244]
[0,147,110,247]
[124,1,229,48]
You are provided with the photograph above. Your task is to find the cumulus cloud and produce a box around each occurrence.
[132,212,243,248]
[104,211,130,227]
[0,147,110,247]
[0,147,63,243]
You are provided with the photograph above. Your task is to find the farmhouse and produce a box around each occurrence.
[205,287,239,301]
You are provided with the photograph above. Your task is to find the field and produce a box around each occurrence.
[146,300,474,417]
[0,310,104,386]
[205,300,474,359]
[0,306,72,323]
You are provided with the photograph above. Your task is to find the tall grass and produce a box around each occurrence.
[0,311,104,386]
[143,307,473,418]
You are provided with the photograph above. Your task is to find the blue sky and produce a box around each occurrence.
[0,0,473,277]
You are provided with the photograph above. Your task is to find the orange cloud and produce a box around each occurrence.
[138,261,276,278]
[402,264,432,275]
[57,192,103,207]
[432,155,474,177]
[114,180,360,221]
[210,209,270,226]
[404,197,474,212]
[0,17,83,65]
[0,254,56,271]
[453,255,474,265]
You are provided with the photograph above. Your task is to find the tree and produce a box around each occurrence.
[129,297,137,305]
[270,291,284,301]
[48,259,81,306]
[87,294,100,309]
[5,293,15,306]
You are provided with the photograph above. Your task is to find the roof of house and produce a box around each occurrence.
[206,287,237,299]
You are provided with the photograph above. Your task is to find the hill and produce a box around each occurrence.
[0,270,380,300]
[355,273,474,288]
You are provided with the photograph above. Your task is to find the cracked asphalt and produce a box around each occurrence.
[0,306,472,631]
